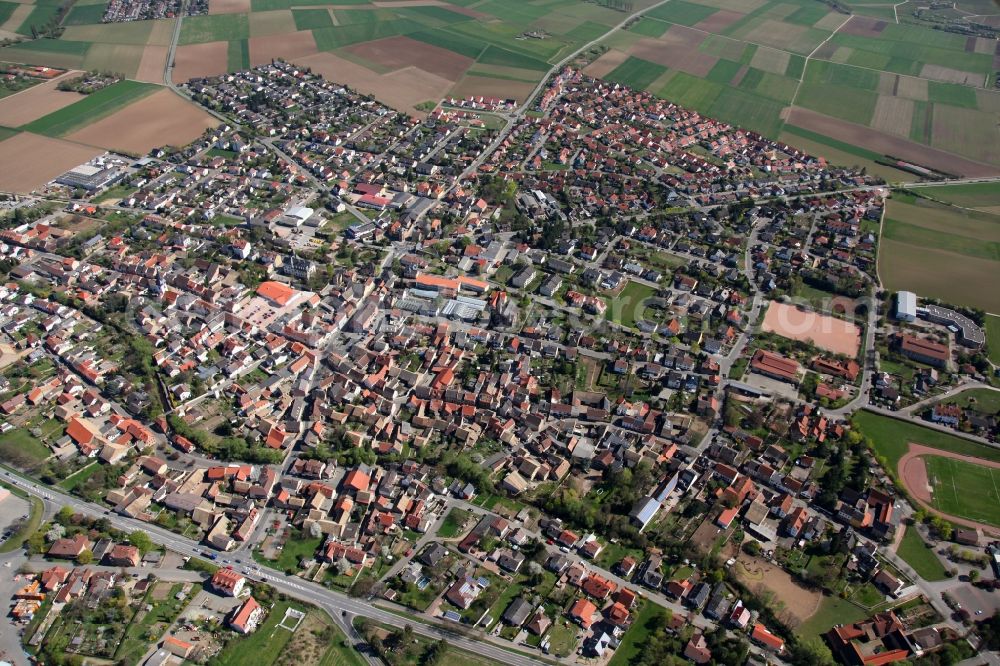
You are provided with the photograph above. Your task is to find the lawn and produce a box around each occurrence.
[545,618,582,659]
[896,526,948,582]
[796,595,868,636]
[59,461,102,491]
[0,428,50,469]
[987,314,1000,366]
[212,600,299,666]
[607,280,657,329]
[255,529,321,572]
[92,184,137,203]
[608,601,665,666]
[936,388,1000,414]
[924,455,1000,527]
[854,410,1000,471]
[438,507,470,538]
[20,80,159,136]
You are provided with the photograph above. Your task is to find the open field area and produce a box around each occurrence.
[20,79,159,137]
[987,315,1000,366]
[584,0,1000,176]
[65,88,218,154]
[912,452,1000,529]
[607,280,656,329]
[796,595,869,637]
[909,181,1000,212]
[0,131,102,193]
[733,552,822,627]
[934,388,1000,414]
[761,301,861,356]
[0,70,84,126]
[877,192,1000,312]
[896,525,948,582]
[854,410,1000,470]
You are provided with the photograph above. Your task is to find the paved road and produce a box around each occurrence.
[0,469,549,666]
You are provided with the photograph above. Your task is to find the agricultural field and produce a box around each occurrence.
[20,79,159,136]
[584,0,1000,177]
[987,315,1000,366]
[877,192,1000,312]
[909,181,1000,212]
[924,455,1000,528]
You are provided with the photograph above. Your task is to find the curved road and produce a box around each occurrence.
[0,469,548,666]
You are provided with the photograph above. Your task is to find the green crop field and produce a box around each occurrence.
[292,8,333,30]
[606,56,666,90]
[878,193,1000,312]
[179,13,250,45]
[854,411,1000,471]
[228,39,249,70]
[910,182,1000,209]
[62,3,105,26]
[896,526,948,581]
[925,455,1000,527]
[646,0,718,25]
[20,79,158,136]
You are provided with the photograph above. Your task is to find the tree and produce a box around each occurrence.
[969,569,980,583]
[788,636,835,666]
[129,529,153,554]
[56,506,75,525]
[77,549,93,565]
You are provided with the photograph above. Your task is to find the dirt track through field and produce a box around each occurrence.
[899,443,1000,536]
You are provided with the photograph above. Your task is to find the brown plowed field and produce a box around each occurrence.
[172,41,230,83]
[786,106,1000,177]
[65,89,218,154]
[899,443,1000,536]
[693,9,744,32]
[841,15,887,37]
[0,71,84,126]
[135,45,170,83]
[0,133,103,193]
[346,35,474,80]
[209,0,249,13]
[248,30,318,66]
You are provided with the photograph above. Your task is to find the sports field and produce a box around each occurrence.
[878,192,1000,312]
[19,79,158,136]
[854,410,1000,470]
[924,455,1000,528]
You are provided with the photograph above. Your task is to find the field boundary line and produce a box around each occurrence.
[789,13,853,109]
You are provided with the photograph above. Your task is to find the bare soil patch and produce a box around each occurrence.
[786,106,1000,177]
[0,71,84,126]
[734,552,822,626]
[297,52,456,115]
[172,41,230,83]
[0,133,102,193]
[449,74,535,103]
[135,45,170,83]
[148,18,177,46]
[631,35,716,77]
[899,443,1000,536]
[749,46,790,75]
[65,88,218,154]
[871,95,914,137]
[345,35,473,80]
[693,9,744,32]
[583,48,629,79]
[210,0,250,13]
[896,75,928,101]
[841,15,887,37]
[761,301,861,356]
[920,63,983,86]
[248,30,318,66]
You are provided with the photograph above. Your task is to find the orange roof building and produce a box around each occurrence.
[257,281,297,306]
